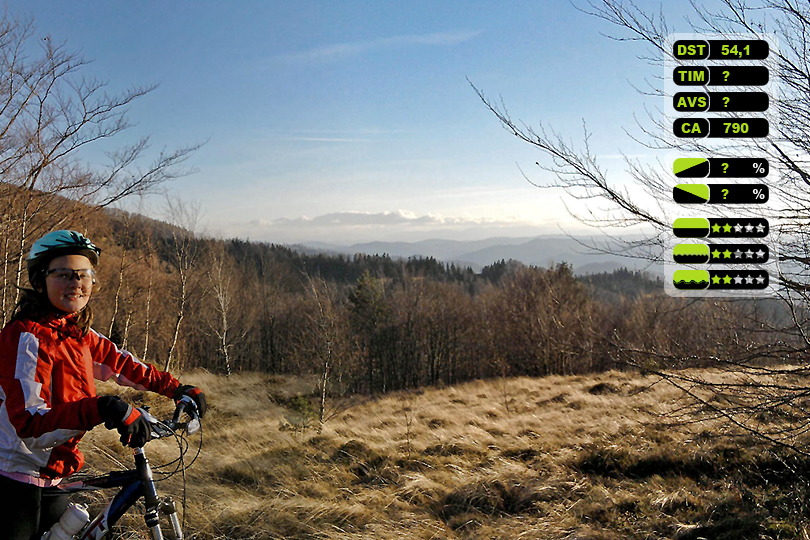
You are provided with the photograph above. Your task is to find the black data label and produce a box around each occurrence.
[673,66,769,86]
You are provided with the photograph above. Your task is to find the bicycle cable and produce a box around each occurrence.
[149,416,204,531]
[151,419,203,479]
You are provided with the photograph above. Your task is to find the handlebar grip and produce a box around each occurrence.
[173,395,198,422]
[171,396,201,435]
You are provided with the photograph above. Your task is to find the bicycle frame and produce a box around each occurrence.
[59,447,182,539]
[55,400,199,540]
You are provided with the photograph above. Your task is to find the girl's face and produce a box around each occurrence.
[45,254,95,314]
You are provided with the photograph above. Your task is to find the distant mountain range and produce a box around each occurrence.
[299,235,664,275]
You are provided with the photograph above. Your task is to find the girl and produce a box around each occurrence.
[0,230,206,539]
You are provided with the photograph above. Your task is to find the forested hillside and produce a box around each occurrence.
[1,190,787,403]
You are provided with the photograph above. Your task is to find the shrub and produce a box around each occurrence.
[438,476,545,521]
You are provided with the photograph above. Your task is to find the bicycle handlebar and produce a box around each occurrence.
[141,396,201,440]
[59,398,202,493]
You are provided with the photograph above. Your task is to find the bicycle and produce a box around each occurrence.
[51,396,203,540]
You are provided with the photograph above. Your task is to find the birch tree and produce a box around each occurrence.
[163,198,202,372]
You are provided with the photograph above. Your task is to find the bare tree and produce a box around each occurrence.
[105,208,141,344]
[0,14,198,310]
[203,242,254,376]
[163,198,202,372]
[303,273,344,427]
[140,248,157,363]
[206,244,235,376]
[474,0,810,453]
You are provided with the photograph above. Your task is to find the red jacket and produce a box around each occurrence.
[0,314,180,479]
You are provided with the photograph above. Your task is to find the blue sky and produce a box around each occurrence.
[4,1,700,244]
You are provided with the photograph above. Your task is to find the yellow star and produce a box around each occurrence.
[712,223,721,233]
[712,250,722,258]
[723,223,732,233]
[723,275,733,284]
[712,275,722,284]
[723,250,732,258]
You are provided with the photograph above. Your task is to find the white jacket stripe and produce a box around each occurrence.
[15,333,45,415]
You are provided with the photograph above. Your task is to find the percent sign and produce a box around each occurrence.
[753,187,766,200]
[753,162,766,175]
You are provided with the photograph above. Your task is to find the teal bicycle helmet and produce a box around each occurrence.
[27,230,101,284]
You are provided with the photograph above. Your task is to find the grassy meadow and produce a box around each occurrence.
[79,369,810,539]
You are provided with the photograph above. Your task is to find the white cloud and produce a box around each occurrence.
[228,210,559,244]
[267,210,526,228]
[281,137,372,143]
[274,31,482,63]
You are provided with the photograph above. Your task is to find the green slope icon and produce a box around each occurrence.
[673,158,709,178]
[673,184,710,204]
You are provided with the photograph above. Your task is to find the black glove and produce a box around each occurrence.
[174,384,207,418]
[97,395,152,448]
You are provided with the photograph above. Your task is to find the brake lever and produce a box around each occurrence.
[137,407,172,439]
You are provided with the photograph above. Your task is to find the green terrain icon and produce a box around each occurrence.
[673,244,710,264]
[673,269,710,290]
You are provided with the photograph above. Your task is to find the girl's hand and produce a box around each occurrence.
[174,385,207,418]
[97,395,152,448]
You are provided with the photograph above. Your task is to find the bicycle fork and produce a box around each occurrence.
[136,448,183,540]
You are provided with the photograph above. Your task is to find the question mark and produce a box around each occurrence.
[723,70,730,82]
[721,188,729,199]
[723,96,730,108]
[722,162,729,174]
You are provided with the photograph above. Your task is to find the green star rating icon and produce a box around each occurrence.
[723,250,732,258]
[723,223,732,233]
[712,249,722,259]
[697,270,771,291]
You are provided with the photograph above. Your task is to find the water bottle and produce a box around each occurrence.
[41,502,89,540]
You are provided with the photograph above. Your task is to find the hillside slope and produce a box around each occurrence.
[80,370,808,539]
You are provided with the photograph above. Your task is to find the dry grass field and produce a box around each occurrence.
[78,369,810,539]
